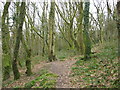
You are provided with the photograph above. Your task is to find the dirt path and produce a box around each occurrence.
[3,61,46,88]
[46,57,77,88]
[3,56,77,88]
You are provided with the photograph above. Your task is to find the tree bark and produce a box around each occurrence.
[2,2,11,81]
[58,23,72,48]
[76,2,85,54]
[12,2,25,80]
[21,35,32,76]
[56,3,79,50]
[48,1,57,62]
[117,0,120,60]
[41,3,46,56]
[83,1,91,60]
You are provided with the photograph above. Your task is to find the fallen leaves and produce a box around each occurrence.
[70,41,118,88]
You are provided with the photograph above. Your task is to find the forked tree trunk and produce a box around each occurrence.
[12,2,25,80]
[48,1,57,62]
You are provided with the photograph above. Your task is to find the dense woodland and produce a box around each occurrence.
[0,0,119,88]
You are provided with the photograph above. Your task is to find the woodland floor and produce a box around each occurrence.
[46,56,77,88]
[2,41,119,88]
[2,55,78,88]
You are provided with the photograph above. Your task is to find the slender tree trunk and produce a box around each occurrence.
[83,1,91,59]
[41,3,46,56]
[117,1,120,61]
[68,4,79,50]
[58,24,72,48]
[106,1,112,41]
[12,2,25,80]
[24,12,32,76]
[69,20,79,50]
[2,2,11,81]
[77,2,85,54]
[21,35,32,76]
[31,3,37,56]
[48,1,56,62]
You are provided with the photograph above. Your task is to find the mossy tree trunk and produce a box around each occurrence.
[41,2,47,56]
[76,2,85,54]
[96,8,103,43]
[31,3,36,56]
[106,1,112,41]
[48,1,56,62]
[12,2,25,80]
[21,35,32,76]
[2,2,11,81]
[83,1,91,60]
[117,1,120,61]
[69,19,79,50]
[67,3,79,50]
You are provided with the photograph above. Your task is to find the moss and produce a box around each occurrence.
[25,59,32,76]
[83,1,91,60]
[2,2,11,81]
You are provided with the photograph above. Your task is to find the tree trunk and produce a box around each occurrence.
[41,3,46,56]
[25,49,32,76]
[58,23,72,48]
[48,1,57,62]
[12,2,25,80]
[77,2,85,54]
[21,35,32,76]
[117,0,120,60]
[69,20,79,50]
[2,2,11,81]
[83,1,91,60]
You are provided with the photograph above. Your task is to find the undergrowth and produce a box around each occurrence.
[24,69,58,88]
[56,49,78,61]
[71,41,119,88]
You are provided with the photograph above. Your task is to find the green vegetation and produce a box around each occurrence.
[56,49,77,61]
[24,69,58,88]
[71,41,119,88]
[2,80,15,87]
[31,55,47,64]
[1,0,119,89]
